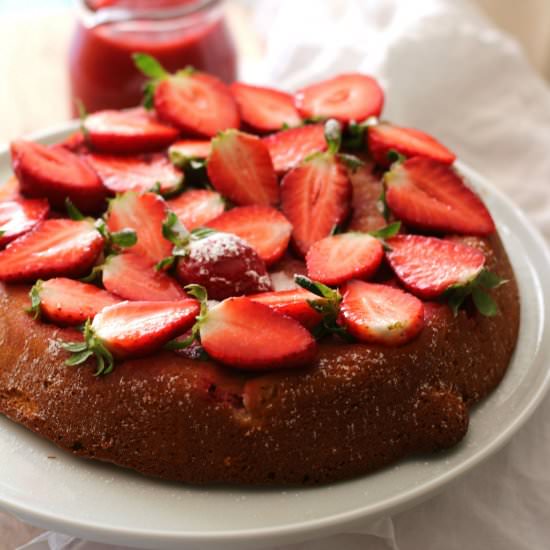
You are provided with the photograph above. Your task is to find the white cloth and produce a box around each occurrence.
[12,0,550,548]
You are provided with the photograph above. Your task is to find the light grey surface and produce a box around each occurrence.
[0,126,548,550]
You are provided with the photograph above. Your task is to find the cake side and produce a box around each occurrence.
[0,233,519,485]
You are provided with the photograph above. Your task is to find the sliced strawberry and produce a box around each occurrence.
[200,297,317,370]
[31,278,120,325]
[154,72,240,137]
[167,189,225,230]
[385,235,486,299]
[0,219,103,282]
[0,176,21,202]
[295,73,384,122]
[0,198,50,247]
[348,162,386,232]
[306,232,384,286]
[208,206,292,265]
[54,131,90,155]
[207,130,279,206]
[102,252,187,301]
[85,153,183,196]
[368,123,456,166]
[106,191,173,264]
[176,232,272,300]
[263,124,326,175]
[248,288,322,329]
[168,140,212,166]
[385,158,495,235]
[91,299,199,358]
[230,82,302,132]
[10,140,107,214]
[84,107,179,154]
[339,280,424,346]
[280,153,351,256]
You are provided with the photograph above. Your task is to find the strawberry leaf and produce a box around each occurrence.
[387,149,406,165]
[472,287,498,317]
[165,284,207,350]
[75,99,90,142]
[162,211,189,246]
[155,256,176,271]
[337,153,364,172]
[65,198,85,221]
[132,53,168,79]
[111,228,137,248]
[378,187,391,222]
[324,119,342,154]
[65,349,94,366]
[26,280,43,319]
[369,221,401,240]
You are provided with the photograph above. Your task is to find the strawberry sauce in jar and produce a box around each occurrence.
[69,0,237,114]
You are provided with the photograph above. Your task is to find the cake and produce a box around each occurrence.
[0,58,519,485]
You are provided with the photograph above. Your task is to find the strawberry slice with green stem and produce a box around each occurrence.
[168,140,212,167]
[207,129,279,207]
[339,279,425,346]
[368,122,456,166]
[263,124,326,175]
[62,299,200,375]
[280,120,355,256]
[294,73,384,123]
[384,157,495,235]
[83,107,179,154]
[0,198,49,248]
[134,53,239,137]
[208,205,292,266]
[0,219,104,282]
[85,153,183,196]
[28,278,120,325]
[230,82,302,133]
[168,285,317,371]
[101,252,187,301]
[305,222,400,286]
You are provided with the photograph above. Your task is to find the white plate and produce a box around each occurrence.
[1,124,550,550]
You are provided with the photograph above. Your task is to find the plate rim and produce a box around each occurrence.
[1,123,550,547]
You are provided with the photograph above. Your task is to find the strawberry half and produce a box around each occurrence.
[167,189,225,230]
[230,82,301,132]
[385,235,486,299]
[348,162,386,232]
[208,205,292,266]
[29,278,120,325]
[339,280,424,346]
[263,124,326,175]
[199,297,317,370]
[207,130,279,206]
[0,198,50,247]
[85,153,183,196]
[139,54,240,137]
[63,299,200,375]
[385,158,495,235]
[84,107,179,154]
[248,288,322,329]
[306,232,384,286]
[11,141,107,214]
[168,140,212,166]
[176,232,272,300]
[368,123,456,166]
[0,219,104,282]
[102,252,187,301]
[281,153,351,256]
[295,73,384,122]
[106,191,173,264]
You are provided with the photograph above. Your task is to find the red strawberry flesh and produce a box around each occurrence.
[385,158,495,236]
[295,73,384,122]
[169,140,212,164]
[11,140,107,214]
[38,278,120,325]
[0,198,49,247]
[200,297,317,370]
[231,82,301,132]
[385,234,486,299]
[0,219,103,282]
[167,189,225,230]
[102,252,187,301]
[339,280,424,346]
[208,205,292,265]
[263,124,326,175]
[306,232,384,286]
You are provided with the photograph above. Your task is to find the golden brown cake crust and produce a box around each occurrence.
[0,234,519,485]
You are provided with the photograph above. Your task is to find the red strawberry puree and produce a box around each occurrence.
[69,0,236,113]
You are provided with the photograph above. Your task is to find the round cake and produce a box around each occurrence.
[0,62,519,485]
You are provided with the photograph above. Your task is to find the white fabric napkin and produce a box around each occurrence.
[15,0,550,548]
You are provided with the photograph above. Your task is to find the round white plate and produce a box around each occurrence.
[1,124,549,550]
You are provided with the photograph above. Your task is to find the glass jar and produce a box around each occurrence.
[68,0,237,115]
